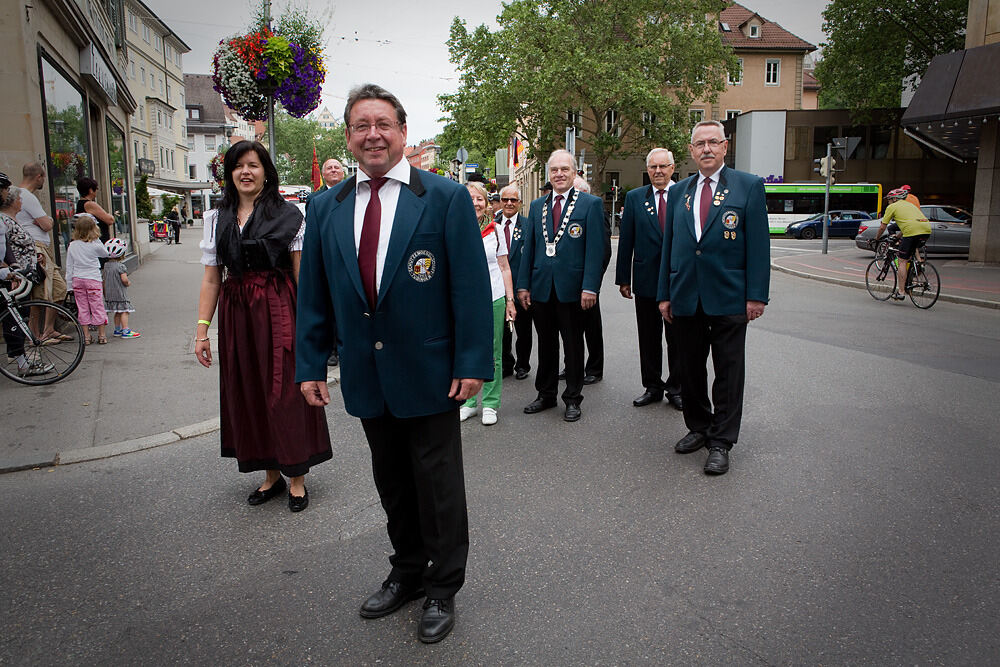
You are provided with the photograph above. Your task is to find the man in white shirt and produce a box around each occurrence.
[17,162,68,335]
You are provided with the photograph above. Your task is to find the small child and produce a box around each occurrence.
[65,213,109,344]
[102,237,140,338]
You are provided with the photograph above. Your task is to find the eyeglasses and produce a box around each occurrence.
[692,139,725,150]
[500,197,519,203]
[649,164,674,170]
[349,120,400,134]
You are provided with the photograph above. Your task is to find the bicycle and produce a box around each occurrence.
[865,238,940,309]
[1,270,86,385]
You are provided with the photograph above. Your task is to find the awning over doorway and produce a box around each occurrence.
[901,41,1000,162]
[146,177,213,191]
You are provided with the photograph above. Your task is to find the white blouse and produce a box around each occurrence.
[199,208,306,267]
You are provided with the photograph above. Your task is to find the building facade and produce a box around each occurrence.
[184,73,241,217]
[405,141,442,171]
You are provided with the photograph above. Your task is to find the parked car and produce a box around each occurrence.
[786,210,873,240]
[855,205,972,254]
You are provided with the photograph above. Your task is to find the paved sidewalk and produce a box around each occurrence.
[0,228,337,473]
[772,246,1000,308]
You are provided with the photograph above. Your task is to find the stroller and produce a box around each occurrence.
[150,220,170,242]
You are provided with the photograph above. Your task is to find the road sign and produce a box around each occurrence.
[465,163,479,173]
[456,147,469,163]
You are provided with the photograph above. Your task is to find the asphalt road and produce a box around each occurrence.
[2,262,999,665]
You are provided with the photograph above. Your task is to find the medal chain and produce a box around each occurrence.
[541,190,578,249]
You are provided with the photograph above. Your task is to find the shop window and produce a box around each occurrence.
[105,118,132,255]
[40,54,89,253]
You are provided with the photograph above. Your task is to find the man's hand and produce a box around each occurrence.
[581,292,597,310]
[301,380,331,406]
[659,300,672,323]
[619,284,632,299]
[518,289,531,310]
[449,378,484,401]
[746,300,766,322]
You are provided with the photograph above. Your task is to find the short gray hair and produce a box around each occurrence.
[646,148,674,166]
[546,149,577,172]
[690,120,726,144]
[573,176,591,193]
[344,83,407,128]
[0,185,20,208]
[500,184,520,200]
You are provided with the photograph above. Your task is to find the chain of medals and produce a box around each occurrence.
[540,190,578,257]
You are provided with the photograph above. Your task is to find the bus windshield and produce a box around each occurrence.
[765,183,883,234]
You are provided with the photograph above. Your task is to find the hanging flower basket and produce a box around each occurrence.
[208,151,227,189]
[211,10,325,121]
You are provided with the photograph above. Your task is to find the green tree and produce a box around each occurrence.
[439,0,736,190]
[135,175,152,220]
[434,123,495,179]
[815,0,967,117]
[265,110,349,185]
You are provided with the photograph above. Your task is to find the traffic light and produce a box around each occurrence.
[813,156,836,182]
[583,163,593,183]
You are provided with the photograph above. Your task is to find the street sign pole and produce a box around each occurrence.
[822,142,832,254]
[565,126,576,156]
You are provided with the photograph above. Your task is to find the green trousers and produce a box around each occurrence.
[464,297,505,410]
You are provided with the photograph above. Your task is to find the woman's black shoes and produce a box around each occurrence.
[288,486,309,512]
[247,477,287,505]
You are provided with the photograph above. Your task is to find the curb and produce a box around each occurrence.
[771,261,1000,310]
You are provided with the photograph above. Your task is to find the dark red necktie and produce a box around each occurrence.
[551,195,563,237]
[657,189,666,231]
[358,176,387,309]
[504,218,511,249]
[699,178,713,232]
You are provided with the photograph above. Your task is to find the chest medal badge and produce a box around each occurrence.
[407,250,436,282]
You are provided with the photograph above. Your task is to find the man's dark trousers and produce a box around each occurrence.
[533,287,585,406]
[502,298,532,374]
[671,304,747,449]
[635,295,680,394]
[360,406,468,599]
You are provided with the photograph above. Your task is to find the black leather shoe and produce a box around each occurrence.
[558,369,566,380]
[359,581,425,619]
[418,598,455,643]
[563,404,581,422]
[524,397,557,414]
[514,368,529,380]
[633,390,664,407]
[666,392,684,411]
[674,431,707,454]
[583,374,602,385]
[247,477,286,505]
[327,352,339,367]
[288,486,309,512]
[704,447,730,475]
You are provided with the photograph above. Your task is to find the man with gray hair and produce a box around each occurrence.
[516,149,605,422]
[616,148,683,410]
[496,184,532,379]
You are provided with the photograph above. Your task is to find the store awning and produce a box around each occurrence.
[901,41,1000,162]
[147,177,213,191]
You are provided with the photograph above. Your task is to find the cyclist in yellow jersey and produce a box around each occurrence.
[875,187,931,300]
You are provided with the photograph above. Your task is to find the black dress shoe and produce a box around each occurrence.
[704,447,730,475]
[418,598,455,643]
[583,374,602,385]
[666,392,684,411]
[288,486,309,512]
[633,390,664,407]
[514,368,529,380]
[359,581,425,619]
[563,404,581,422]
[524,397,557,414]
[247,477,286,505]
[327,352,339,367]
[674,431,707,454]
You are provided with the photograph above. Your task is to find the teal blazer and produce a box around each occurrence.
[656,166,770,316]
[516,189,605,303]
[615,184,669,299]
[295,167,494,419]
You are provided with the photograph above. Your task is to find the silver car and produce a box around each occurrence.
[855,205,972,254]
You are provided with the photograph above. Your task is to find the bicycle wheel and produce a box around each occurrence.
[865,259,896,301]
[874,240,891,270]
[908,261,940,309]
[0,300,86,385]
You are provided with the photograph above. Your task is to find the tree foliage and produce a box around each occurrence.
[266,110,349,185]
[815,0,967,116]
[439,0,736,189]
[135,175,152,221]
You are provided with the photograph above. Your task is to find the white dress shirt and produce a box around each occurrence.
[653,181,673,217]
[693,165,724,242]
[354,157,411,293]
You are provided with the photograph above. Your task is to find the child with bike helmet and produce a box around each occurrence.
[102,238,139,338]
[875,187,931,300]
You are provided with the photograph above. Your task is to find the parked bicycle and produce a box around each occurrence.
[865,236,940,309]
[1,270,85,384]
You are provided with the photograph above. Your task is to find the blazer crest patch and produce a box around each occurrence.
[723,211,739,229]
[408,250,436,282]
[568,223,583,238]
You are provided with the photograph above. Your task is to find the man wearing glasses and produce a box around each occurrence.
[297,84,493,643]
[496,185,532,379]
[657,121,770,476]
[616,148,683,411]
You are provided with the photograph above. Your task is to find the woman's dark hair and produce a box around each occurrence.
[217,140,284,218]
[77,177,98,197]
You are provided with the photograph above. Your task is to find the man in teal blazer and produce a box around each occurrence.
[516,149,605,422]
[496,184,532,379]
[296,84,493,643]
[657,121,770,476]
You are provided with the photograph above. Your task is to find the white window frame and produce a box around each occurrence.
[154,34,162,52]
[749,24,760,38]
[205,134,217,151]
[605,109,621,137]
[642,111,656,138]
[766,58,781,86]
[142,24,150,43]
[689,108,705,125]
[128,12,137,32]
[726,110,742,120]
[140,66,145,84]
[729,58,743,85]
[566,109,582,139]
[187,136,194,150]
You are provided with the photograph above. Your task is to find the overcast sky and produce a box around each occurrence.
[154,0,830,142]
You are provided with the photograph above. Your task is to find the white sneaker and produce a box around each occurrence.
[481,407,498,425]
[459,405,477,422]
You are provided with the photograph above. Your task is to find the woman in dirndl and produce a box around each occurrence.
[194,140,331,512]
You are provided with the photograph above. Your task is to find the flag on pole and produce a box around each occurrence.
[311,146,322,191]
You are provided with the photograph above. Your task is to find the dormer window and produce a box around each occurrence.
[749,24,760,38]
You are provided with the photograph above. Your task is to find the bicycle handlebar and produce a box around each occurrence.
[2,269,34,300]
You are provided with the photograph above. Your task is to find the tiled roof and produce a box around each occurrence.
[183,74,227,124]
[803,70,820,90]
[720,2,816,52]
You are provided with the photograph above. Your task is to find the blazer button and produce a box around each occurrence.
[363,312,371,319]
[374,341,383,350]
[695,249,702,256]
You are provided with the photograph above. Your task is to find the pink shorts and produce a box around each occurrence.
[72,278,108,326]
